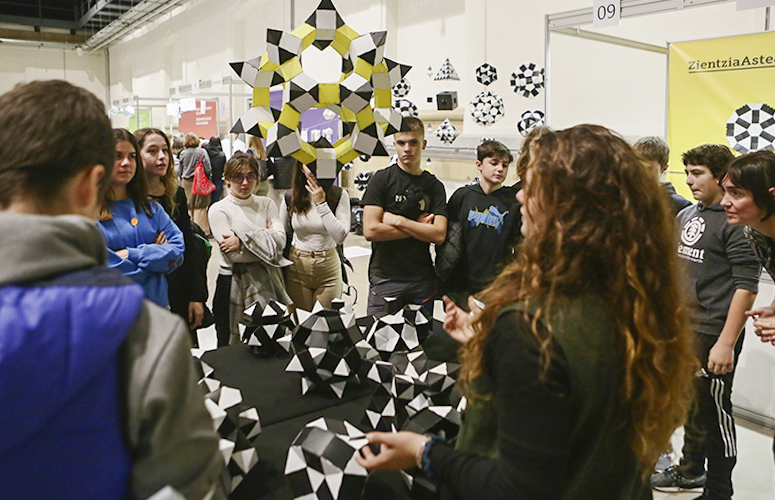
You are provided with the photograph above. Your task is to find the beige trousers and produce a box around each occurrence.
[284,247,342,312]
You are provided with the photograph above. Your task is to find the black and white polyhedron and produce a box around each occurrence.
[475,63,497,86]
[285,302,364,398]
[240,299,294,356]
[285,417,369,500]
[204,384,262,492]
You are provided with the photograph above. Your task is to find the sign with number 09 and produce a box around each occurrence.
[592,0,621,28]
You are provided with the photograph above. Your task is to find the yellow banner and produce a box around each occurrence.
[667,31,775,198]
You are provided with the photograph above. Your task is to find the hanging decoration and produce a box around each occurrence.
[229,0,412,183]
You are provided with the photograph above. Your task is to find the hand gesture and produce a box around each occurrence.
[442,295,482,343]
[154,231,168,245]
[356,431,429,471]
[302,165,326,205]
[747,306,775,345]
[219,234,241,253]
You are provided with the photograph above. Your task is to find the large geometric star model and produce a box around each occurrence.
[229,0,411,186]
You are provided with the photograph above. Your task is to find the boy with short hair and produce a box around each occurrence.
[652,144,760,500]
[442,140,520,300]
[0,80,224,499]
[362,117,447,316]
[633,136,692,215]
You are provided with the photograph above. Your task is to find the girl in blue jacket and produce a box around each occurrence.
[98,129,184,307]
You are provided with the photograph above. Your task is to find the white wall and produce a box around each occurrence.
[1,0,770,142]
[0,44,107,105]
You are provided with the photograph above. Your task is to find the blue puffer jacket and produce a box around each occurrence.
[0,217,144,499]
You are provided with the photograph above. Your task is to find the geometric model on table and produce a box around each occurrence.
[469,89,505,126]
[285,417,369,500]
[229,0,412,186]
[516,109,545,137]
[285,301,364,398]
[475,63,497,86]
[393,98,418,117]
[434,58,461,81]
[240,299,294,356]
[510,61,545,99]
[434,118,460,145]
[392,77,411,98]
[203,384,262,493]
[726,102,775,154]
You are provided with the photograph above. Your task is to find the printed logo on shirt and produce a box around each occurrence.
[468,205,509,234]
[678,216,706,263]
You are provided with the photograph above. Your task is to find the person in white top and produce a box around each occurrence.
[279,160,350,311]
[208,152,286,346]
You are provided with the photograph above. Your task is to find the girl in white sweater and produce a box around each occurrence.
[279,161,350,311]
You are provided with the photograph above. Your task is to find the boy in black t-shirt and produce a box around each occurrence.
[444,140,519,300]
[361,117,447,316]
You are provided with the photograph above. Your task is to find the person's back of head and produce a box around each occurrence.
[682,143,734,179]
[184,133,200,149]
[0,80,113,214]
[208,135,222,151]
[516,126,552,180]
[633,136,670,178]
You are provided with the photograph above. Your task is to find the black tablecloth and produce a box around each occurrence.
[201,321,459,499]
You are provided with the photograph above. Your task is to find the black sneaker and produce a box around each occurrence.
[650,465,706,491]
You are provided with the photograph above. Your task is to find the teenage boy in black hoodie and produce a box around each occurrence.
[442,141,520,301]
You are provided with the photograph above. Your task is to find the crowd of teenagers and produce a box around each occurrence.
[3,80,775,500]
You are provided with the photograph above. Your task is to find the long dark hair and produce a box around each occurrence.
[99,128,151,221]
[461,124,696,473]
[289,160,337,215]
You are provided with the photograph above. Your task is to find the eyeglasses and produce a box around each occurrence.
[231,173,257,183]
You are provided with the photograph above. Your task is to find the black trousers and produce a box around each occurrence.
[680,331,744,500]
[213,274,232,348]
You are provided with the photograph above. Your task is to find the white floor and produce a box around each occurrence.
[205,230,775,498]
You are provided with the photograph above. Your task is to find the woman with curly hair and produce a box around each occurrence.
[357,124,697,499]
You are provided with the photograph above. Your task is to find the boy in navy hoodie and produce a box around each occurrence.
[442,140,520,301]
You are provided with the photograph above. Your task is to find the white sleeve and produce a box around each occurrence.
[265,198,286,249]
[315,189,350,245]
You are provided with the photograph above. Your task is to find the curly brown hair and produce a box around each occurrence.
[460,124,697,473]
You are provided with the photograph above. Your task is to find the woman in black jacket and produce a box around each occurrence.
[205,135,226,206]
[136,128,210,345]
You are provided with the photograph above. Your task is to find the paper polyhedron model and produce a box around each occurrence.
[434,58,461,81]
[388,346,429,380]
[285,303,364,398]
[229,0,412,177]
[476,63,497,86]
[510,62,545,99]
[434,118,460,145]
[285,418,369,500]
[392,78,411,98]
[354,171,372,191]
[204,385,261,492]
[726,103,775,154]
[469,90,505,126]
[402,405,463,441]
[241,299,294,356]
[516,110,546,137]
[304,0,345,50]
[364,309,423,361]
[393,98,418,118]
